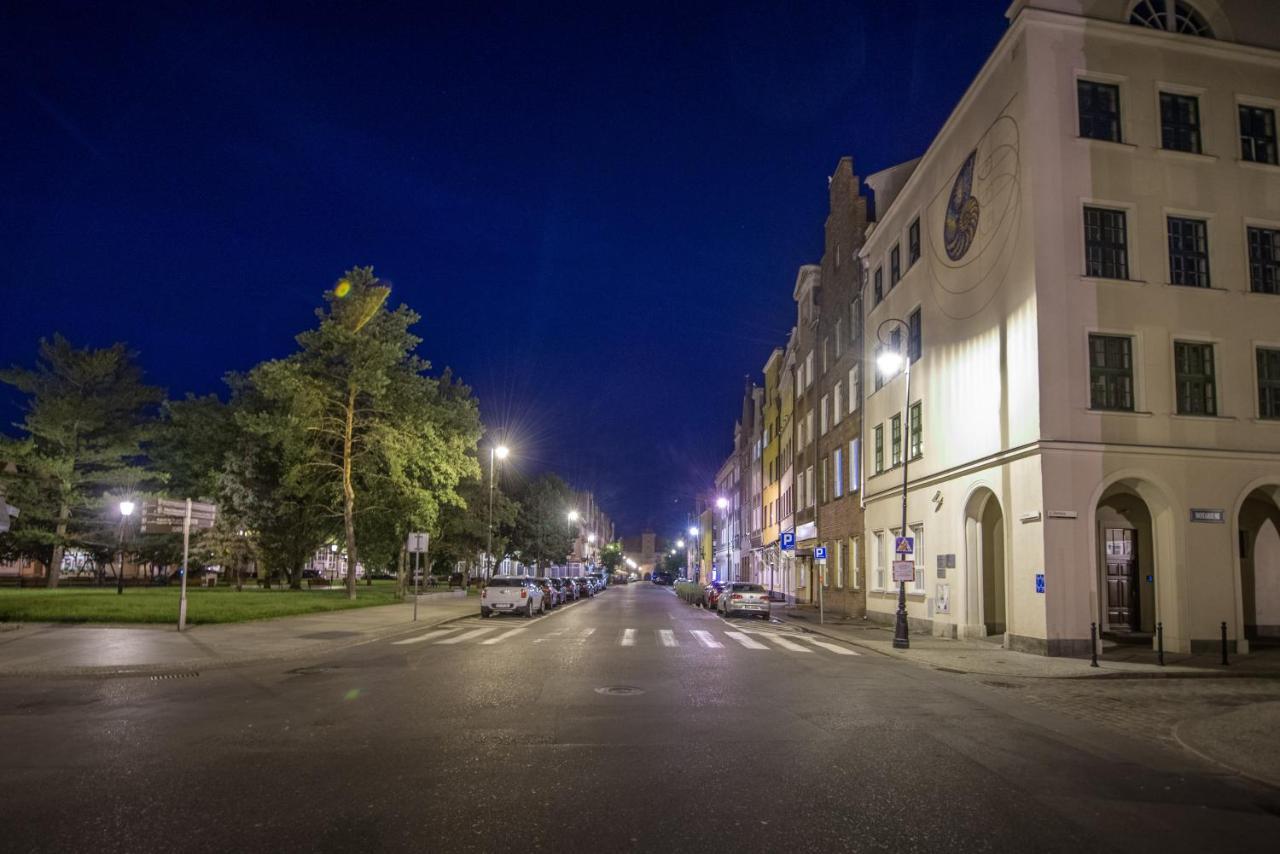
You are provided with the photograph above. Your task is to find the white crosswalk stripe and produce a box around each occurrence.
[391,628,458,645]
[621,628,636,646]
[435,627,497,645]
[480,628,526,645]
[690,630,723,649]
[580,627,596,638]
[805,638,859,655]
[724,631,768,649]
[658,629,677,647]
[760,634,811,653]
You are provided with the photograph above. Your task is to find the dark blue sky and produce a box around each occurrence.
[1,0,1007,536]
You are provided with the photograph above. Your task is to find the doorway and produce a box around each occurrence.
[1096,484,1157,638]
[1240,485,1280,645]
[1103,528,1139,631]
[964,488,1007,638]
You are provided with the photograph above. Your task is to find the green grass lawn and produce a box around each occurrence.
[0,581,406,625]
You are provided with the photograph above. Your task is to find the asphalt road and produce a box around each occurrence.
[2,583,1278,853]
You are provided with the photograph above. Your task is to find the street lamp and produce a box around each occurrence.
[486,443,510,582]
[116,501,135,595]
[877,317,913,650]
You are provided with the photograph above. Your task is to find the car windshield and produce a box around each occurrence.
[487,578,525,587]
[732,583,765,592]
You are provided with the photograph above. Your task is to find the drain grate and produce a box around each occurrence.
[149,671,199,681]
[594,686,645,696]
[934,667,966,674]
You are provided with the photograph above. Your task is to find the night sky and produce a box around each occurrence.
[1,0,1006,537]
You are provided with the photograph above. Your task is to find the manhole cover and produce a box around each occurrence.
[300,631,359,640]
[149,671,199,681]
[980,680,1024,690]
[594,686,645,696]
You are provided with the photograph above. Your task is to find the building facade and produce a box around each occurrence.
[860,0,1280,655]
[792,265,822,601]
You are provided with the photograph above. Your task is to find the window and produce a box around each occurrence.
[806,465,815,508]
[873,531,886,589]
[1174,341,1216,416]
[1084,207,1129,279]
[874,267,883,304]
[1129,1,1212,37]
[1078,79,1121,142]
[907,307,922,363]
[1089,334,1135,411]
[805,412,814,447]
[834,320,842,358]
[909,401,922,459]
[1249,227,1280,294]
[823,337,830,375]
[819,395,829,435]
[1160,92,1201,153]
[833,446,844,498]
[849,438,860,492]
[910,524,925,593]
[796,470,805,512]
[1259,348,1280,419]
[805,352,815,389]
[848,364,860,412]
[908,218,920,266]
[833,381,843,426]
[850,537,860,589]
[890,244,901,288]
[835,540,844,588]
[874,425,884,473]
[1240,105,1278,165]
[890,414,902,467]
[820,457,828,504]
[1167,216,1210,287]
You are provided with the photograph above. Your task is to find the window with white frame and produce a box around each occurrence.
[850,536,860,589]
[849,438,860,492]
[835,320,842,358]
[835,540,844,588]
[805,352,815,389]
[820,395,829,435]
[910,523,925,593]
[873,531,886,589]
[833,446,844,498]
[849,363,860,412]
[833,381,843,426]
[806,465,815,507]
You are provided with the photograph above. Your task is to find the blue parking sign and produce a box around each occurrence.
[814,546,827,562]
[780,531,795,551]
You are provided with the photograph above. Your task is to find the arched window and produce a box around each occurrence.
[1129,0,1214,37]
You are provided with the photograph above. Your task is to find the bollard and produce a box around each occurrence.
[1157,621,1164,666]
[1221,621,1229,666]
[1090,622,1099,668]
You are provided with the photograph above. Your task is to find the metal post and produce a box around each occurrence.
[818,557,825,625]
[412,545,420,622]
[116,517,126,596]
[1221,621,1229,666]
[1156,621,1164,666]
[178,499,191,631]
[892,356,912,650]
[1090,622,1099,667]
[485,447,496,585]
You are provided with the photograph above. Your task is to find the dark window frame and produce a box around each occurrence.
[1167,216,1210,288]
[873,266,883,304]
[890,414,902,467]
[1078,79,1122,143]
[873,424,884,473]
[1259,347,1280,420]
[1174,341,1216,416]
[907,308,922,363]
[890,244,901,288]
[1160,91,1201,153]
[908,218,921,266]
[1084,206,1129,280]
[1240,104,1278,165]
[908,401,922,460]
[1247,226,1280,295]
[1089,333,1135,412]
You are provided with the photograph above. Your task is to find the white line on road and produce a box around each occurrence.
[690,630,723,649]
[805,639,859,655]
[658,629,677,647]
[480,628,526,645]
[621,628,636,647]
[391,629,459,646]
[435,627,497,645]
[724,631,768,650]
[580,627,596,638]
[764,634,812,653]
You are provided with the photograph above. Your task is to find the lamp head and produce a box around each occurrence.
[688,526,698,537]
[676,539,685,548]
[494,445,510,460]
[587,534,596,544]
[567,510,579,522]
[118,500,135,517]
[715,496,729,510]
[877,348,904,377]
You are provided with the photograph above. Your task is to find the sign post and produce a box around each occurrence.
[407,532,430,622]
[144,498,217,631]
[814,545,828,625]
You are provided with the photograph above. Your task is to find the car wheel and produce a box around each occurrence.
[480,608,490,618]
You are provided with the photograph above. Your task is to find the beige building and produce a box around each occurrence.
[860,0,1280,655]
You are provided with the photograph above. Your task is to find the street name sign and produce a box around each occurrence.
[1189,508,1225,523]
[892,560,915,583]
[894,536,914,555]
[780,531,795,551]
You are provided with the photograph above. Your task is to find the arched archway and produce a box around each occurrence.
[964,487,1006,638]
[1239,484,1280,646]
[1091,475,1178,642]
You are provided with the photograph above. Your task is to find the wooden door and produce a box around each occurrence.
[1104,528,1138,630]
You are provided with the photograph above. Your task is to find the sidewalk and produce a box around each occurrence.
[0,595,477,678]
[771,604,1280,680]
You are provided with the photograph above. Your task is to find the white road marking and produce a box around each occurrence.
[391,629,459,645]
[764,634,812,653]
[658,629,678,647]
[580,627,596,638]
[805,638,859,655]
[724,631,768,649]
[621,628,636,647]
[480,628,526,645]
[690,630,723,649]
[435,627,497,645]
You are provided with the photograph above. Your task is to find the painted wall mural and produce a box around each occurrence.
[925,109,1022,321]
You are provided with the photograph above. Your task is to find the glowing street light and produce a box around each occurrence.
[676,539,685,549]
[486,442,511,582]
[876,347,904,378]
[877,316,914,650]
[116,500,135,595]
[687,525,698,538]
[715,496,728,510]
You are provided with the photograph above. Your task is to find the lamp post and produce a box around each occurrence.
[486,444,509,582]
[116,500,135,595]
[877,317,913,650]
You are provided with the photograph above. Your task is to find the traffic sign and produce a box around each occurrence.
[407,532,429,554]
[894,536,914,555]
[814,545,828,563]
[780,531,795,551]
[892,560,915,583]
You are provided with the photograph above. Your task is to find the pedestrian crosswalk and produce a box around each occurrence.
[390,624,860,656]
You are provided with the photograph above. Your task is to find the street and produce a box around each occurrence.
[2,582,1278,853]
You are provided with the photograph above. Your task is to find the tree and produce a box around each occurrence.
[432,473,518,582]
[0,335,163,587]
[508,474,576,573]
[254,267,480,598]
[660,549,686,576]
[598,541,624,573]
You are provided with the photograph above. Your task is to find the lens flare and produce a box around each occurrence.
[343,688,361,701]
[334,279,352,298]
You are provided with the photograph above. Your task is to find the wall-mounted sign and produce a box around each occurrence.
[1190,508,1225,523]
[795,522,817,541]
[1035,573,1045,594]
[936,583,951,614]
[892,560,915,583]
[780,531,795,551]
[1047,510,1078,519]
[1020,511,1042,523]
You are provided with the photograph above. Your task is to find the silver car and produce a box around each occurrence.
[717,582,771,619]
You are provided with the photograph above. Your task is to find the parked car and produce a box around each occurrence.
[548,577,573,602]
[588,571,607,591]
[717,582,771,619]
[534,577,560,608]
[571,576,592,598]
[701,581,728,610]
[480,576,545,618]
[652,571,675,586]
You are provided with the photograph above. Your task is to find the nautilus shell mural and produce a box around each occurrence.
[924,111,1022,321]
